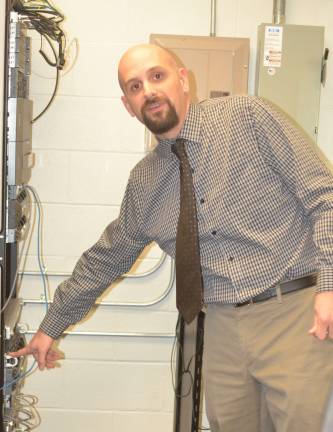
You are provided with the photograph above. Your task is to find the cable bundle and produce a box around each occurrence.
[11,0,67,122]
[12,0,66,69]
[4,393,41,431]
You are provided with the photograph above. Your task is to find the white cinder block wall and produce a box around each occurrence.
[18,1,333,431]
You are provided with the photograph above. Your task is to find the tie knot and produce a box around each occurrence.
[172,138,187,161]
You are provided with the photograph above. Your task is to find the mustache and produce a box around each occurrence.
[142,96,169,111]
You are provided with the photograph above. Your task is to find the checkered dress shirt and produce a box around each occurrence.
[40,96,333,339]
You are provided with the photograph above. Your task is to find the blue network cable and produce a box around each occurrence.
[0,360,37,391]
[24,185,49,312]
[2,185,49,392]
[1,185,49,314]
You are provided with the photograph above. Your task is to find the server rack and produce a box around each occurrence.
[1,2,33,430]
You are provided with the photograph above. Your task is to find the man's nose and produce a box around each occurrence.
[143,81,156,98]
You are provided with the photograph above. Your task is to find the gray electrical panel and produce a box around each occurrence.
[1,7,31,430]
[255,24,324,142]
[7,13,33,187]
[6,12,33,244]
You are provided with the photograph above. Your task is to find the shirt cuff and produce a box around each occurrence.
[316,268,333,292]
[39,312,69,340]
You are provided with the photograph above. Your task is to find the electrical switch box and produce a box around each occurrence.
[255,24,325,142]
[146,34,250,150]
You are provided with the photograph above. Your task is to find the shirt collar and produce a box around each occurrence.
[155,103,203,158]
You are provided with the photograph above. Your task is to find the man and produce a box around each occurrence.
[10,44,333,431]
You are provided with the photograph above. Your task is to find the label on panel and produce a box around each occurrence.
[264,26,283,68]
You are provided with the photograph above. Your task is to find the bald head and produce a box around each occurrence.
[118,44,190,139]
[118,44,179,90]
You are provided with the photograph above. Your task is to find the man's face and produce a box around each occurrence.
[119,46,189,139]
[141,92,179,135]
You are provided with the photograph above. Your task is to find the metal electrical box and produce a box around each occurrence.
[7,13,34,187]
[255,24,324,142]
[147,34,250,150]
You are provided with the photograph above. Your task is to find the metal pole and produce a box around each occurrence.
[22,259,175,308]
[22,329,175,339]
[272,0,286,24]
[19,252,167,278]
[210,0,217,37]
[173,312,205,432]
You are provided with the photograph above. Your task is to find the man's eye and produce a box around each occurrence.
[154,72,163,80]
[130,83,141,92]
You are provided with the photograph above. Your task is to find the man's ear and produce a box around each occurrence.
[121,95,136,117]
[179,68,189,93]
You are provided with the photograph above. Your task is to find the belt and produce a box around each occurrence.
[235,274,317,307]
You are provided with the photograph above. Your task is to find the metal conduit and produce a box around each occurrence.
[23,329,175,338]
[210,0,217,36]
[23,258,175,308]
[19,251,167,279]
[273,0,286,24]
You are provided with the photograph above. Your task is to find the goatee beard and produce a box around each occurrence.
[142,97,179,135]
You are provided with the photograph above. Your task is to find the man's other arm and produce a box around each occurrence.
[250,97,333,339]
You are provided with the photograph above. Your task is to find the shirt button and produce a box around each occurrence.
[228,256,234,262]
[211,230,217,235]
[200,198,205,204]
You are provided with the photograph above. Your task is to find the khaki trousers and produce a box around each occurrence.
[203,286,333,432]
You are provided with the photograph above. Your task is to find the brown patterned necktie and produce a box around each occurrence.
[172,138,203,323]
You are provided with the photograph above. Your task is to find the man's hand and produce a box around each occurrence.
[8,329,63,370]
[309,291,333,340]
